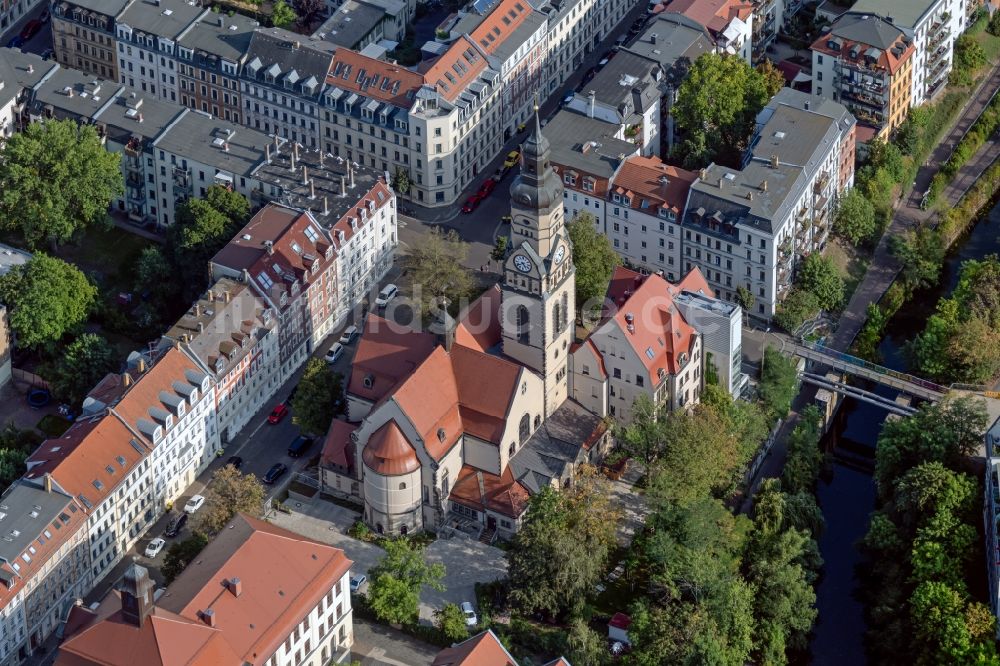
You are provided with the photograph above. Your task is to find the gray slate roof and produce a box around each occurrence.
[544,109,637,177]
[685,161,806,234]
[153,110,270,176]
[0,482,77,574]
[826,12,907,48]
[30,68,123,121]
[316,0,386,48]
[0,48,57,110]
[117,0,204,39]
[584,50,660,113]
[95,89,185,144]
[625,12,713,85]
[847,0,938,31]
[177,12,258,62]
[490,10,547,62]
[509,400,601,493]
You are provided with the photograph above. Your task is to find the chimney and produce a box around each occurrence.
[718,177,724,188]
[265,240,274,255]
[699,168,707,180]
[309,180,315,199]
[273,134,279,151]
[290,150,296,171]
[206,289,214,301]
[770,154,779,168]
[302,165,308,186]
[349,162,355,188]
[200,609,217,627]
[224,290,231,303]
[761,180,768,192]
[198,321,204,333]
[123,373,132,387]
[226,577,242,597]
[323,196,329,215]
[340,175,347,196]
[195,303,201,317]
[319,151,325,168]
[218,15,224,27]
[26,64,33,74]
[223,142,229,152]
[265,143,271,163]
[293,142,299,163]
[137,113,143,123]
[43,473,52,493]
[804,100,810,111]
[137,358,146,373]
[587,90,596,118]
[747,191,754,201]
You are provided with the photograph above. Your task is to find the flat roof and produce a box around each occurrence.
[95,88,185,143]
[177,12,259,62]
[748,105,839,169]
[584,50,659,108]
[0,244,31,277]
[30,68,123,121]
[847,0,939,30]
[544,109,637,177]
[686,160,807,232]
[316,0,386,48]
[56,0,130,15]
[117,0,204,39]
[625,13,713,83]
[154,110,269,176]
[0,48,57,109]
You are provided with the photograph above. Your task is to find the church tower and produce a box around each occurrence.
[501,108,575,417]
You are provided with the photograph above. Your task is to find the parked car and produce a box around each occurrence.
[461,194,483,213]
[263,463,288,484]
[287,435,314,458]
[20,20,42,40]
[375,283,398,307]
[324,342,344,364]
[350,574,367,593]
[225,455,243,470]
[597,57,610,70]
[184,494,206,514]
[144,537,166,558]
[503,150,520,168]
[39,8,51,22]
[478,179,497,196]
[461,601,478,627]
[562,92,575,106]
[164,513,188,537]
[267,403,289,424]
[582,67,597,83]
[340,325,359,344]
[6,36,23,49]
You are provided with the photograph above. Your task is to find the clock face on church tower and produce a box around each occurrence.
[553,245,566,264]
[514,255,531,272]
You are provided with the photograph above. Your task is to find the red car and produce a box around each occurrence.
[478,179,496,196]
[462,194,483,213]
[267,403,289,424]
[20,20,42,41]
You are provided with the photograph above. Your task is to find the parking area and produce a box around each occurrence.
[269,499,507,623]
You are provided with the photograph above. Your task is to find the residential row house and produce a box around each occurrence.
[51,0,127,82]
[810,13,915,143]
[652,0,754,63]
[55,515,355,666]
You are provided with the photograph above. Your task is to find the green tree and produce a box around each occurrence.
[191,466,266,535]
[404,227,474,320]
[835,189,877,245]
[271,0,297,27]
[567,212,619,311]
[167,186,249,298]
[672,52,778,167]
[367,539,446,625]
[950,34,987,86]
[162,533,209,584]
[910,581,996,666]
[781,405,823,495]
[49,333,118,407]
[566,618,609,666]
[0,254,96,349]
[616,395,666,469]
[989,10,1000,37]
[134,246,174,300]
[797,253,844,311]
[0,119,122,250]
[867,138,907,183]
[491,235,508,263]
[0,449,28,491]
[393,168,411,196]
[773,288,821,333]
[291,358,344,435]
[204,185,251,226]
[735,286,755,316]
[758,348,798,418]
[435,603,470,642]
[890,226,945,291]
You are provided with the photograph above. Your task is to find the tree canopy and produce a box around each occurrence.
[567,213,619,313]
[0,253,96,349]
[367,539,446,626]
[404,227,474,320]
[758,348,799,418]
[49,333,118,407]
[191,466,265,535]
[0,119,122,249]
[291,358,344,435]
[835,189,878,246]
[796,254,844,311]
[672,53,784,167]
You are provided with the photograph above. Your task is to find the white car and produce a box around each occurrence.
[324,343,344,364]
[350,574,367,593]
[144,537,166,558]
[183,494,206,514]
[339,325,359,344]
[461,601,477,627]
[375,284,398,307]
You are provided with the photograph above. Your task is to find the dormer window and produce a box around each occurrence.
[214,358,225,373]
[363,374,375,389]
[437,428,446,443]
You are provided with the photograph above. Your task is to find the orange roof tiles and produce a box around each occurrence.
[347,314,437,405]
[422,36,489,103]
[392,347,464,460]
[662,0,753,34]
[449,465,530,518]
[24,415,148,511]
[611,156,697,216]
[433,629,520,666]
[454,285,502,353]
[362,421,420,475]
[326,49,424,108]
[450,345,521,444]
[320,419,358,470]
[471,0,532,54]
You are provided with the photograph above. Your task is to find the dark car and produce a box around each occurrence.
[6,36,23,49]
[225,456,243,470]
[20,20,42,40]
[582,67,597,84]
[287,435,314,458]
[263,463,288,484]
[164,513,188,538]
[39,8,50,23]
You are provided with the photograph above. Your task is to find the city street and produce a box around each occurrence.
[2,3,52,57]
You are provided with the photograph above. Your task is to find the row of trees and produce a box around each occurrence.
[773,253,846,333]
[861,397,997,665]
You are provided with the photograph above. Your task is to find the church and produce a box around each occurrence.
[319,113,710,541]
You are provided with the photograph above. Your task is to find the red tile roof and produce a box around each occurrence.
[362,421,420,475]
[660,0,753,34]
[449,465,530,518]
[470,0,532,55]
[24,415,148,512]
[348,314,437,405]
[454,285,502,353]
[422,36,489,103]
[433,629,519,666]
[320,419,358,470]
[611,155,696,216]
[392,347,464,460]
[450,345,521,444]
[326,49,424,108]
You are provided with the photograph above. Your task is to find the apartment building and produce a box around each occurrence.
[656,0,754,62]
[811,13,915,142]
[564,51,662,156]
[672,277,747,396]
[434,629,569,666]
[321,38,504,206]
[0,49,55,140]
[161,278,279,444]
[751,0,782,62]
[241,27,334,150]
[570,266,705,422]
[316,0,405,50]
[114,0,205,104]
[538,0,632,96]
[176,11,258,123]
[51,0,128,81]
[851,0,967,104]
[23,414,152,586]
[56,515,355,666]
[546,109,637,223]
[603,155,697,281]
[0,482,89,666]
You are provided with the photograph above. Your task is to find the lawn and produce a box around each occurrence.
[971,14,1000,64]
[826,238,870,304]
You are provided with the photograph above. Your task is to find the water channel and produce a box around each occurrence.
[808,198,1000,664]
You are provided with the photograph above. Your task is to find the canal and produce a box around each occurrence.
[808,197,1000,665]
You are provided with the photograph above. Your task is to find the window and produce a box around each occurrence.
[519,414,530,444]
[515,305,530,343]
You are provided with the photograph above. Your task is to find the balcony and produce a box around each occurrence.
[124,136,142,157]
[841,89,887,112]
[813,173,830,195]
[124,156,142,173]
[126,188,146,206]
